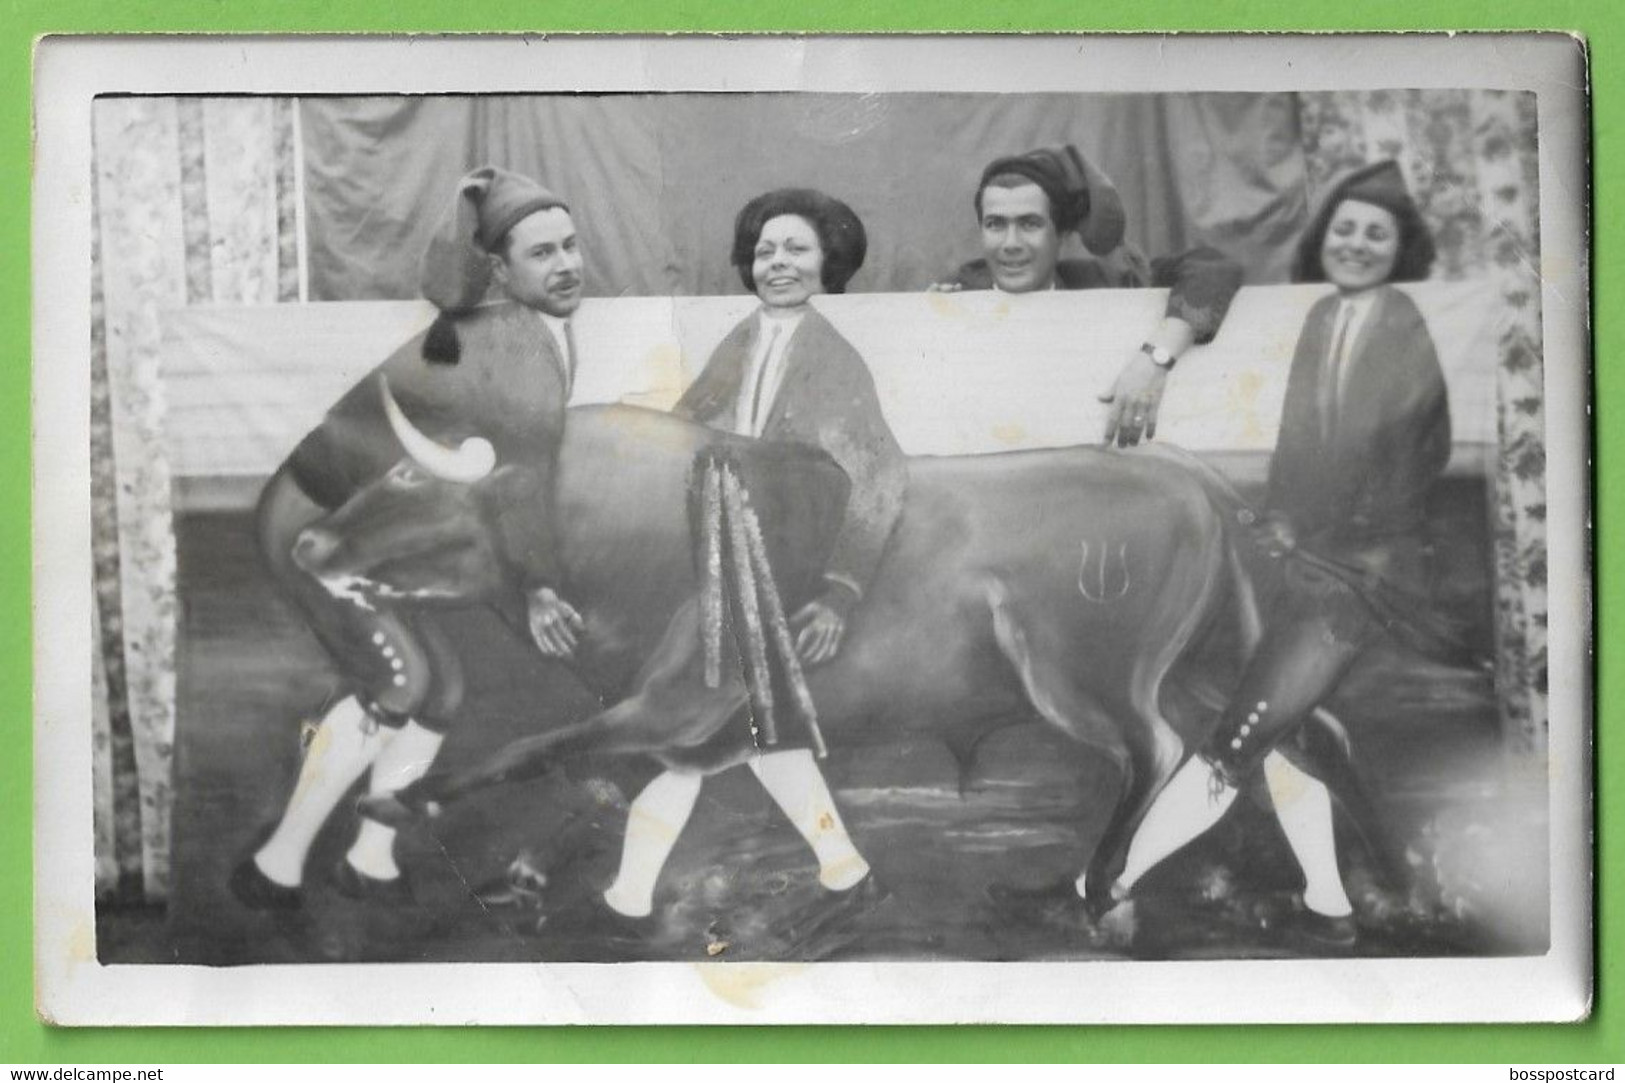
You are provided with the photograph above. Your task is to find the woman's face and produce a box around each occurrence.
[1320,199,1402,294]
[752,214,826,309]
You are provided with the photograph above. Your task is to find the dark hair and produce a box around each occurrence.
[1292,192,1436,285]
[730,188,868,295]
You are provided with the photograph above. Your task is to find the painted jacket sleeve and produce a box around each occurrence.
[1144,245,1244,345]
[945,246,1242,347]
[802,342,907,597]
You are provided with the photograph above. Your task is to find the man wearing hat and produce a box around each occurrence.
[231,166,590,911]
[939,145,1243,447]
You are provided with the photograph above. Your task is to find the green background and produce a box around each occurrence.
[2,1,1613,1065]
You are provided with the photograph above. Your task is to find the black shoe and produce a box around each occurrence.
[330,858,414,906]
[229,854,303,912]
[781,873,894,949]
[987,878,1090,919]
[534,892,653,959]
[1281,908,1358,953]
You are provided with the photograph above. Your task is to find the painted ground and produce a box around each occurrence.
[103,478,1547,966]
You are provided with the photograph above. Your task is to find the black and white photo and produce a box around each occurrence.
[34,34,1590,1025]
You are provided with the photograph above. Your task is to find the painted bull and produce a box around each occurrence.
[295,383,1383,916]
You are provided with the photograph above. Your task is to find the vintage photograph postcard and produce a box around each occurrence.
[34,34,1591,1025]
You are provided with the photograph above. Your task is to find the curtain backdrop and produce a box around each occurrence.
[301,93,1310,301]
[90,90,1546,901]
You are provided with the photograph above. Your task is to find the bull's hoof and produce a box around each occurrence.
[473,878,546,911]
[470,852,549,911]
[229,856,303,913]
[331,858,414,906]
[987,878,1089,921]
[1083,882,1131,924]
[355,791,437,829]
[1279,908,1358,954]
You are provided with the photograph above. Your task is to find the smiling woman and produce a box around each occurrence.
[1106,159,1454,949]
[552,187,915,926]
[753,215,825,310]
[685,187,897,627]
[1320,201,1402,293]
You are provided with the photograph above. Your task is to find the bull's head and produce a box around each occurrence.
[290,378,520,608]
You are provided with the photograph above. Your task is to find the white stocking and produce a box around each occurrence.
[344,720,445,881]
[749,749,870,891]
[602,770,704,918]
[1263,752,1353,917]
[1111,755,1238,895]
[255,697,386,887]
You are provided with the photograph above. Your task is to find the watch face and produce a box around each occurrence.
[1145,345,1174,367]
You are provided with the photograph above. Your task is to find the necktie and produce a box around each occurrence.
[748,324,782,436]
[1319,303,1353,443]
[561,319,578,398]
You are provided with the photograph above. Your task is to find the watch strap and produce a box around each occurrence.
[1141,342,1176,369]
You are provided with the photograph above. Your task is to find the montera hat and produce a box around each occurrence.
[420,165,570,314]
[976,144,1128,256]
[1332,158,1415,215]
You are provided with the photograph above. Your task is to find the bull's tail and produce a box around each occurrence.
[1135,445,1265,711]
[1123,460,1234,780]
[1071,453,1243,905]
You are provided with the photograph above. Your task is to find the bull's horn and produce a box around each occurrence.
[378,376,496,483]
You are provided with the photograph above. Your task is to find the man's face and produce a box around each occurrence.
[979,183,1061,293]
[493,207,584,317]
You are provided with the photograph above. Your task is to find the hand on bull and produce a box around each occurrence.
[1098,350,1169,448]
[792,582,858,666]
[1098,316,1194,448]
[527,586,585,658]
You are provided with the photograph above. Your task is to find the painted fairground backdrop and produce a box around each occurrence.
[90,90,1549,964]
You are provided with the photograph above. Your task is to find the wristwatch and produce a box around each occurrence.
[1141,342,1177,369]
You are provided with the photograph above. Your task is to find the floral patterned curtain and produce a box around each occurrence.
[90,97,301,899]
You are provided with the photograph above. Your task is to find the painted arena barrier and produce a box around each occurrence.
[159,282,1501,492]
